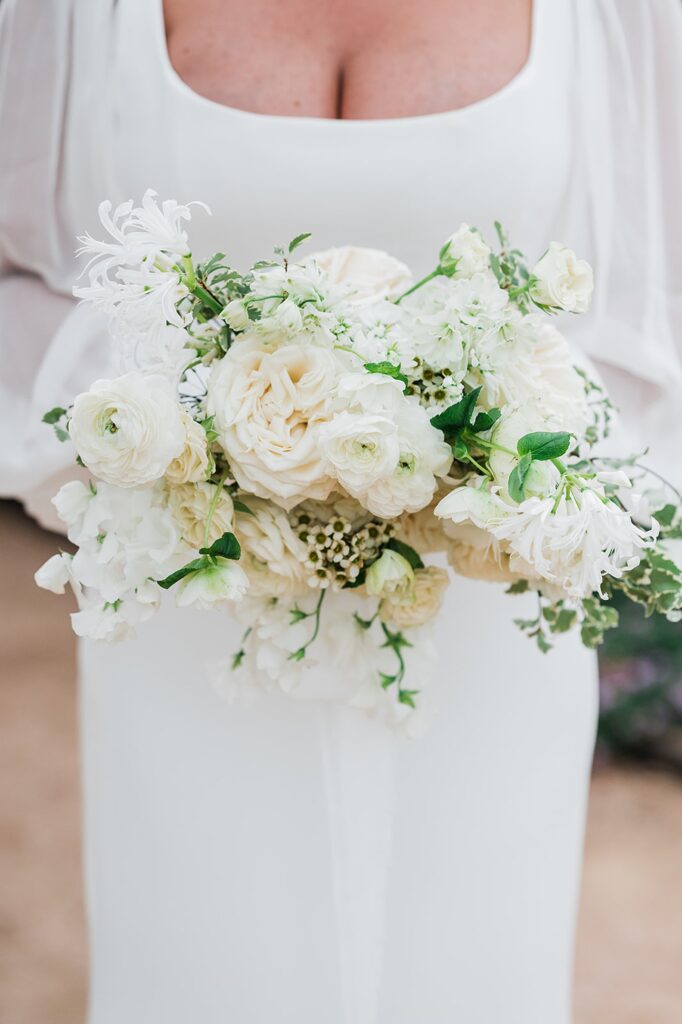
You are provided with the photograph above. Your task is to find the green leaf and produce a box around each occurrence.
[471,408,501,433]
[157,556,209,590]
[517,431,571,461]
[54,426,70,443]
[451,438,468,461]
[380,672,396,690]
[199,531,241,560]
[42,406,67,424]
[232,498,255,517]
[398,689,419,708]
[508,453,533,503]
[506,579,529,595]
[386,538,425,570]
[364,361,408,386]
[288,232,312,254]
[430,386,482,435]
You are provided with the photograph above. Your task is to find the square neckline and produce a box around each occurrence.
[154,0,540,128]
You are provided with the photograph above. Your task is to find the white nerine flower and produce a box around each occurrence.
[310,246,413,303]
[69,373,186,487]
[164,412,210,485]
[531,242,594,313]
[176,559,249,610]
[207,338,338,507]
[366,549,415,601]
[439,224,491,278]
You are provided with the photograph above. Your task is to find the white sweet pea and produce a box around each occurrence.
[52,479,94,528]
[176,559,250,610]
[310,246,413,303]
[35,553,72,594]
[439,224,491,278]
[531,242,594,313]
[366,549,415,601]
[69,373,185,487]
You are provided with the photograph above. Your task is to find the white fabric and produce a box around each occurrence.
[0,0,680,1021]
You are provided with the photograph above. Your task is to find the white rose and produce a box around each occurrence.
[165,412,210,485]
[176,559,249,609]
[35,553,72,594]
[207,339,337,508]
[310,246,413,303]
[366,549,415,601]
[380,566,449,628]
[531,242,593,313]
[69,372,185,487]
[167,481,234,548]
[319,411,400,493]
[440,223,491,278]
[236,498,308,597]
[221,298,251,331]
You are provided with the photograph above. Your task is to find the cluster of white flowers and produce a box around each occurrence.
[36,193,682,716]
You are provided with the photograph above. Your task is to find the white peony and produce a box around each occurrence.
[311,246,413,303]
[165,412,210,485]
[69,372,185,487]
[439,224,491,278]
[176,559,249,609]
[380,566,450,628]
[531,242,593,313]
[167,481,234,548]
[236,498,308,597]
[366,549,415,600]
[207,339,338,507]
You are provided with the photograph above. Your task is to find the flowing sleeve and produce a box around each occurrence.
[569,0,682,485]
[0,0,114,530]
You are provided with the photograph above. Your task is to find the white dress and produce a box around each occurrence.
[1,2,681,1022]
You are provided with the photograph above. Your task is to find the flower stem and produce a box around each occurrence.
[394,268,441,304]
[203,471,230,549]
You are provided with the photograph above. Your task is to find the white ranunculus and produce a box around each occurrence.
[366,549,415,601]
[531,242,594,313]
[439,224,491,278]
[35,553,72,594]
[167,481,234,548]
[380,566,449,628]
[236,498,308,597]
[319,411,400,493]
[176,559,250,610]
[310,246,413,303]
[207,339,338,507]
[165,412,210,485]
[69,373,185,487]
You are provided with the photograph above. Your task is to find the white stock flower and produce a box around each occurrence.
[531,242,593,313]
[366,549,415,600]
[236,498,308,597]
[69,373,185,487]
[164,412,210,485]
[380,566,449,628]
[35,553,72,594]
[176,559,249,609]
[167,481,234,548]
[439,224,491,278]
[207,339,338,507]
[310,246,413,303]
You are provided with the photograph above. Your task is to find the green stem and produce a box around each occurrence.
[182,254,196,290]
[394,268,441,305]
[203,471,230,549]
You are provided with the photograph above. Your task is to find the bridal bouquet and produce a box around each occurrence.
[36,191,682,715]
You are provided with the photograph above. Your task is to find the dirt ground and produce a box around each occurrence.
[1,500,681,1024]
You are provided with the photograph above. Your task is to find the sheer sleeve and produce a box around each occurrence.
[569,0,682,484]
[0,0,114,530]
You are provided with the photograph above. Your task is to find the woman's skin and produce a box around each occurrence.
[163,0,532,120]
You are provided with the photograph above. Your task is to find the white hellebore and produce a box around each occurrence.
[531,242,594,313]
[176,559,250,610]
[439,223,491,278]
[366,549,415,602]
[310,246,413,303]
[207,338,338,507]
[69,372,185,486]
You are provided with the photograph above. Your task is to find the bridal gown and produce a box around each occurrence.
[1,1,681,1022]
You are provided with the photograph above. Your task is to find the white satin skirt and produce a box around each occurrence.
[79,575,597,1024]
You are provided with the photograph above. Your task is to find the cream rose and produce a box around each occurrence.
[167,481,234,548]
[310,246,413,303]
[236,498,308,597]
[165,412,210,485]
[531,242,593,313]
[207,339,337,508]
[380,566,449,628]
[69,372,185,487]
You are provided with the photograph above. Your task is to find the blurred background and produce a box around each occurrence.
[1,497,682,1023]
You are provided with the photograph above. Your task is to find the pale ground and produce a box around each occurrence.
[1,500,681,1024]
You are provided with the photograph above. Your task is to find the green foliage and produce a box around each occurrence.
[604,546,682,622]
[364,361,408,386]
[385,538,424,570]
[580,597,620,647]
[516,431,571,461]
[288,232,312,254]
[156,531,241,590]
[430,386,482,435]
[508,453,533,503]
[42,406,70,442]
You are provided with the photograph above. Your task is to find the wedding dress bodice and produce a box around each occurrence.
[0,1,681,1022]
